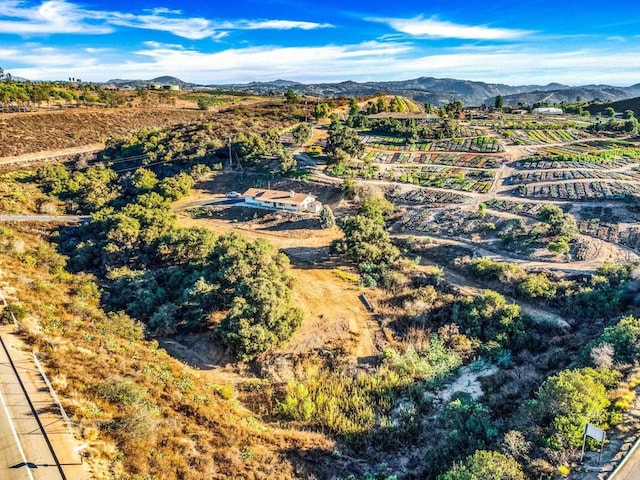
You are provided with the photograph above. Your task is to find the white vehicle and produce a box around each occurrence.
[225,191,242,198]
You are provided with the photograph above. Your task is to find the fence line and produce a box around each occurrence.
[33,352,73,432]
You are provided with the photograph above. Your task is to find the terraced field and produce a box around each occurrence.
[361,135,503,153]
[524,181,640,200]
[501,128,590,145]
[363,151,504,168]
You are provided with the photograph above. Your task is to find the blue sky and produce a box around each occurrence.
[0,0,639,85]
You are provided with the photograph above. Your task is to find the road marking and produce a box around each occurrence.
[0,380,35,480]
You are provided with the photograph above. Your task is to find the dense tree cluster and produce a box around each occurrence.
[331,195,400,287]
[325,119,364,163]
[42,132,302,360]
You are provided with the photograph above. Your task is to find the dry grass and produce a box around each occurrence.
[0,99,296,158]
[0,223,334,479]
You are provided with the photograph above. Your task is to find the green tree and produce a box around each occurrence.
[517,273,557,299]
[313,102,331,119]
[534,368,615,449]
[457,290,523,347]
[129,168,158,194]
[494,95,504,111]
[348,97,359,116]
[212,235,303,360]
[598,315,640,363]
[325,121,364,162]
[285,89,300,104]
[319,205,336,229]
[158,172,194,201]
[623,109,635,119]
[439,450,524,480]
[291,123,312,146]
[358,195,394,224]
[539,205,577,239]
[278,149,297,172]
[376,96,388,113]
[604,107,616,118]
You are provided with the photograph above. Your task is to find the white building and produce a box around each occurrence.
[242,188,322,214]
[532,107,563,115]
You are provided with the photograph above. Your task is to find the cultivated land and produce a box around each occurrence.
[3,96,640,479]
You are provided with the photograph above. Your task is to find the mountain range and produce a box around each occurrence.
[107,76,640,107]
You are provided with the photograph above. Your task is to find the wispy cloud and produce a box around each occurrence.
[7,40,640,86]
[0,0,332,39]
[370,15,533,40]
[237,19,333,30]
[0,0,111,35]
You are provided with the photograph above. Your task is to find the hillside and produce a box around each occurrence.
[0,100,291,158]
[496,86,640,107]
[585,96,640,116]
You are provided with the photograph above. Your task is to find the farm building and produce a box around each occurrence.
[532,107,563,115]
[242,188,322,213]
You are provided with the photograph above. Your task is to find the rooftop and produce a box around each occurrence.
[243,188,313,205]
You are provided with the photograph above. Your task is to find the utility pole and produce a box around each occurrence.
[228,136,233,169]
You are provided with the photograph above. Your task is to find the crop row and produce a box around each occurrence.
[387,167,494,193]
[503,129,588,145]
[386,188,467,205]
[506,170,640,185]
[399,208,501,236]
[523,181,640,200]
[360,135,502,153]
[575,219,640,252]
[484,199,546,217]
[513,158,636,170]
[363,150,504,168]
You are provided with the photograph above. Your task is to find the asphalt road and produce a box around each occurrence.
[0,329,89,479]
[611,443,640,480]
[0,336,59,479]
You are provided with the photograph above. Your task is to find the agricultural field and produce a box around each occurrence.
[363,150,504,168]
[500,128,590,145]
[514,157,638,170]
[522,181,640,200]
[506,169,640,185]
[386,166,494,193]
[386,186,468,205]
[361,134,502,153]
[484,198,550,217]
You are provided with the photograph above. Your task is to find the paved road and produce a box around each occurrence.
[0,329,90,479]
[610,441,640,479]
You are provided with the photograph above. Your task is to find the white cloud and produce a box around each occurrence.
[102,11,219,40]
[238,20,333,30]
[6,40,640,87]
[0,0,332,39]
[371,15,532,40]
[0,0,111,35]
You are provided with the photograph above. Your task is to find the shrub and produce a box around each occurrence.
[438,450,525,480]
[0,302,27,323]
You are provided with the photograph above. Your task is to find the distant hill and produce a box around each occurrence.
[495,86,640,107]
[102,74,640,107]
[585,96,640,116]
[209,76,640,107]
[107,76,198,89]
